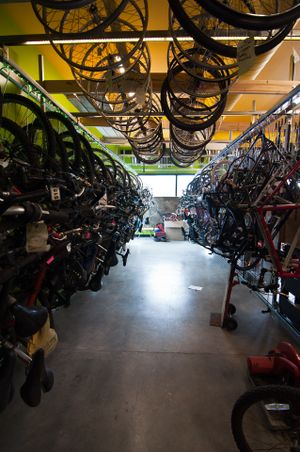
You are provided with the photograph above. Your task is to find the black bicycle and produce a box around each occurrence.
[232,384,300,451]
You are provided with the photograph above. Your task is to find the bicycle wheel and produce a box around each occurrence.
[2,93,56,168]
[234,251,262,271]
[161,74,227,131]
[31,0,130,37]
[0,117,36,165]
[168,0,295,58]
[216,207,247,253]
[45,110,82,170]
[93,147,117,180]
[194,0,300,31]
[77,133,96,182]
[231,385,300,452]
[33,0,96,10]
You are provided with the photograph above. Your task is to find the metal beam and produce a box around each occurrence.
[42,78,299,95]
[101,137,245,147]
[72,111,265,121]
[0,30,188,45]
[78,115,251,129]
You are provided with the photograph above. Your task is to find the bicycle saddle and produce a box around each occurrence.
[104,241,119,267]
[20,348,54,407]
[10,303,48,338]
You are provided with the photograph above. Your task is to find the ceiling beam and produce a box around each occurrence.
[79,115,250,130]
[101,138,243,148]
[42,78,299,95]
[0,30,181,45]
[77,112,263,124]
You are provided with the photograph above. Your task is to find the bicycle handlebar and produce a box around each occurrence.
[2,202,118,226]
[2,203,71,223]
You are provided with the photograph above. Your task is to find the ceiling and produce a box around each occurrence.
[0,1,299,167]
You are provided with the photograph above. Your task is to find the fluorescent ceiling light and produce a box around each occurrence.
[292,94,300,105]
[22,35,300,45]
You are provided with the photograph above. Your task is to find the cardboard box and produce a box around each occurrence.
[164,221,184,241]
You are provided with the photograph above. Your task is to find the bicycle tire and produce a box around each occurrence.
[132,146,165,164]
[161,74,227,131]
[168,0,295,58]
[51,130,70,172]
[168,43,238,86]
[46,110,82,169]
[169,152,199,167]
[234,250,262,271]
[194,0,300,31]
[231,385,300,452]
[77,133,96,182]
[0,116,36,166]
[33,0,95,10]
[94,148,117,179]
[91,151,110,184]
[2,93,56,167]
[216,207,247,252]
[31,0,130,38]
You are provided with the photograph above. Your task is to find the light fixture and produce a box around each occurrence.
[22,34,300,46]
[292,93,300,106]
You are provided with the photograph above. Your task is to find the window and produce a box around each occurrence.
[140,175,176,197]
[139,174,195,197]
[176,175,194,197]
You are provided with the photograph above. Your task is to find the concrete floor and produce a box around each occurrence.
[0,239,294,452]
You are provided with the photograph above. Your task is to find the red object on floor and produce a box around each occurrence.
[248,341,300,386]
[154,223,167,240]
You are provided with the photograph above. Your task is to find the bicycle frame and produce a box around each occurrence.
[256,203,300,279]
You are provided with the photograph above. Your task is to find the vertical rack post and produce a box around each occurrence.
[210,262,239,330]
[38,54,45,112]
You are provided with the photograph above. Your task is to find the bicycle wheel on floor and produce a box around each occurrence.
[231,385,300,452]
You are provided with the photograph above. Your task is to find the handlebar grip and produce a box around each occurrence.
[41,210,70,223]
[2,203,71,224]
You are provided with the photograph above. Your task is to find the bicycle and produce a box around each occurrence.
[231,384,300,451]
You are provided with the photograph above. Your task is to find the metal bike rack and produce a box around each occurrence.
[0,53,136,174]
[206,83,300,336]
[207,83,300,166]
